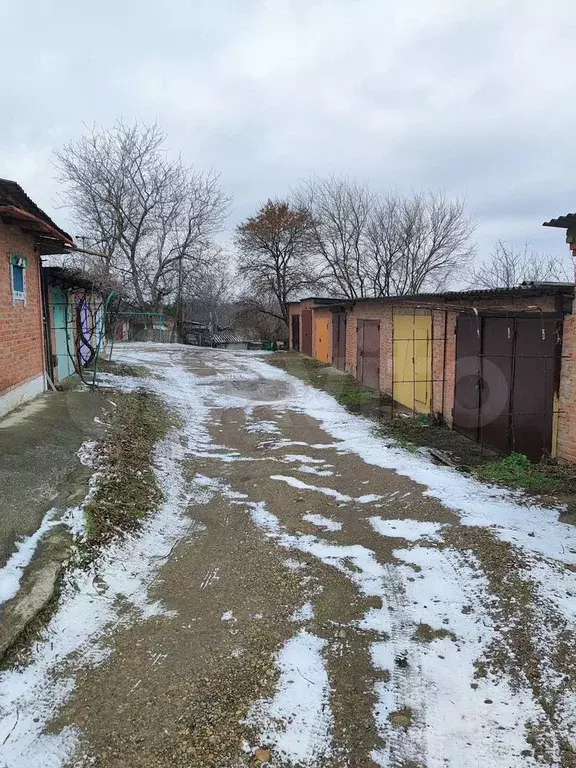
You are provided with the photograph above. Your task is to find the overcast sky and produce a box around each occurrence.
[2,0,575,267]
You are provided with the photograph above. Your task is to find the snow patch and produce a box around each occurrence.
[270,475,351,503]
[245,630,332,765]
[297,465,334,477]
[369,517,445,542]
[302,513,342,532]
[0,508,59,606]
[291,601,315,622]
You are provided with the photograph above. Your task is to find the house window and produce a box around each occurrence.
[10,254,28,303]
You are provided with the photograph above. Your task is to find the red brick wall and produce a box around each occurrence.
[287,300,323,352]
[557,307,576,463]
[344,303,393,391]
[0,222,45,398]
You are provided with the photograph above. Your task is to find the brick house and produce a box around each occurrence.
[0,179,73,417]
[287,283,575,463]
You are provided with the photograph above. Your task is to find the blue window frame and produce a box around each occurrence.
[12,264,24,293]
[10,254,28,303]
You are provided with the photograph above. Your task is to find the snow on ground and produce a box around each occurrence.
[0,440,102,608]
[291,601,315,622]
[0,350,209,765]
[296,464,334,476]
[369,516,445,542]
[0,508,59,606]
[270,474,352,503]
[244,630,332,766]
[2,344,575,767]
[382,546,546,768]
[168,346,576,764]
[302,513,342,532]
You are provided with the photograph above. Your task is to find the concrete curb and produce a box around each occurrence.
[0,527,72,662]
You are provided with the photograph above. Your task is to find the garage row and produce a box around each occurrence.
[287,284,576,464]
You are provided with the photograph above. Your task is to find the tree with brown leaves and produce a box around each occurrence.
[235,200,321,325]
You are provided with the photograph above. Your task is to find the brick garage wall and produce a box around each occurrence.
[287,299,320,351]
[344,303,393,392]
[0,222,45,401]
[345,294,564,422]
[557,307,576,463]
[297,293,576,462]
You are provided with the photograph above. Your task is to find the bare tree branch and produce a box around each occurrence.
[468,240,571,289]
[54,120,229,313]
[297,178,475,297]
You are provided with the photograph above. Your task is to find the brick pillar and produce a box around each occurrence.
[566,228,576,282]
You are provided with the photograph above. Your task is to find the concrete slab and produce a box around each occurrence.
[0,389,108,568]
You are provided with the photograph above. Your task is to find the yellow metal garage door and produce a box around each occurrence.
[393,314,432,413]
[314,316,331,363]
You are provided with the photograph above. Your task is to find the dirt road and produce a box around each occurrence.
[2,344,576,768]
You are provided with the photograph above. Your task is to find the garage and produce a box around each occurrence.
[453,312,562,461]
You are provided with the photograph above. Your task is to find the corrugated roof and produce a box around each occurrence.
[0,178,73,244]
[211,330,251,345]
[291,283,575,309]
[543,214,576,229]
[43,266,96,291]
[286,297,346,305]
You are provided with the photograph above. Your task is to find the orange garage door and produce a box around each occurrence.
[314,316,331,363]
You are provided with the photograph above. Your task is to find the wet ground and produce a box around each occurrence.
[0,389,106,567]
[2,344,576,768]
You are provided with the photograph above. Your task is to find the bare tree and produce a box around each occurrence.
[366,191,476,295]
[296,176,374,298]
[235,199,321,324]
[234,294,287,341]
[468,240,571,289]
[298,178,476,298]
[54,121,228,312]
[182,249,236,332]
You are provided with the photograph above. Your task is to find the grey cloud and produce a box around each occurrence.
[1,0,575,268]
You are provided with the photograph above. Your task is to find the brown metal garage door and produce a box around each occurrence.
[301,310,313,356]
[332,312,346,370]
[291,314,300,351]
[357,320,380,390]
[453,313,562,461]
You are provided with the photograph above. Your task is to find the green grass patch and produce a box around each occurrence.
[334,385,376,408]
[269,352,384,414]
[84,390,178,544]
[473,453,576,495]
[88,357,151,379]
